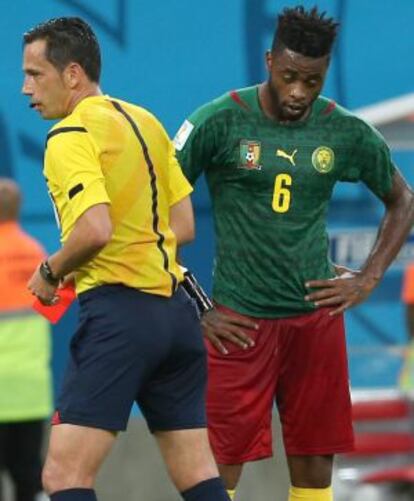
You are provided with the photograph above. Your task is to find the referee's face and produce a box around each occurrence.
[22,39,70,120]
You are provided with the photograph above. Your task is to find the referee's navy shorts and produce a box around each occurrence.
[53,284,207,432]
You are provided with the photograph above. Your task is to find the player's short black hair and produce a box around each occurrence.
[23,17,101,83]
[272,5,339,58]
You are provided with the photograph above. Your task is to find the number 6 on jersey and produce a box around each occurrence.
[272,173,292,213]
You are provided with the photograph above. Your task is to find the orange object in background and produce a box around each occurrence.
[402,263,414,304]
[0,221,45,312]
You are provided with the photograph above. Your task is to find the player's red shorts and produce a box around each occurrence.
[206,305,355,464]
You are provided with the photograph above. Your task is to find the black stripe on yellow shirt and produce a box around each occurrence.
[109,99,178,294]
[45,127,87,147]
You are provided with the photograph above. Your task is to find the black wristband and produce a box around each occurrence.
[181,268,213,315]
[39,260,60,286]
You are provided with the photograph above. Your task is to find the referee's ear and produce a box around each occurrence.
[63,61,90,91]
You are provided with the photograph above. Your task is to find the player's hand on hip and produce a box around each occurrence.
[201,308,258,355]
[28,266,59,306]
[304,267,379,316]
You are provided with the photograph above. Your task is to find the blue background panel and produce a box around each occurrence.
[1,0,414,393]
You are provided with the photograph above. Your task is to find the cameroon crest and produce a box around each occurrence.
[239,140,262,170]
[312,146,335,173]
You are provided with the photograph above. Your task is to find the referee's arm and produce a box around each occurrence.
[48,203,112,280]
[170,195,195,246]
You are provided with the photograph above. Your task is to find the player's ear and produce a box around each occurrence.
[265,50,273,73]
[63,62,82,89]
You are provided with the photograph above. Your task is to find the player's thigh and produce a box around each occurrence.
[206,305,279,464]
[43,424,116,487]
[138,287,207,432]
[277,308,353,455]
[58,285,168,431]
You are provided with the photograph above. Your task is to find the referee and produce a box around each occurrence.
[22,16,230,501]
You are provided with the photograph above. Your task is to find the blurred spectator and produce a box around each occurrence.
[0,178,52,501]
[400,264,414,390]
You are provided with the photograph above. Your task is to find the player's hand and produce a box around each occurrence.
[28,266,59,306]
[304,267,380,316]
[201,308,258,355]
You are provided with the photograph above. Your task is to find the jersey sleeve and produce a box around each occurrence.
[340,120,396,198]
[46,128,111,222]
[167,140,193,206]
[174,101,220,185]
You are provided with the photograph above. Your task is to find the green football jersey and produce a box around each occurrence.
[175,85,395,318]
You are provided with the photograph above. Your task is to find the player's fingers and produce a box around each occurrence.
[217,312,259,331]
[228,317,259,330]
[213,329,251,349]
[305,288,341,301]
[329,301,353,316]
[220,325,255,346]
[204,331,228,355]
[305,279,338,289]
[313,296,344,307]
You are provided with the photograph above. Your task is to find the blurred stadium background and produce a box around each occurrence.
[2,0,414,499]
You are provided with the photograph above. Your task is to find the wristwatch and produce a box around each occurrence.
[39,260,60,286]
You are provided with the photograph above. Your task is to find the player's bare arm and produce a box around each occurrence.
[28,203,112,304]
[305,170,414,315]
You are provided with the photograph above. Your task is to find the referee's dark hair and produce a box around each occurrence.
[272,5,339,58]
[23,17,101,83]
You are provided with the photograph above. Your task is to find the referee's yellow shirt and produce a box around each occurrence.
[44,95,192,296]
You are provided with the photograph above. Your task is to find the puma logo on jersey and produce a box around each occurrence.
[276,148,297,166]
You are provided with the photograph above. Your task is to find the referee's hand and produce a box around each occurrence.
[28,265,59,306]
[201,308,257,355]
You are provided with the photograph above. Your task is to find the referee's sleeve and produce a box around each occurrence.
[47,129,111,221]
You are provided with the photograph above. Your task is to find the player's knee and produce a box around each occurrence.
[170,456,219,492]
[42,456,95,494]
[42,459,59,494]
[170,444,218,490]
[288,455,333,488]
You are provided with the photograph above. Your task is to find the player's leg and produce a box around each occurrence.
[5,420,44,501]
[205,305,279,498]
[217,464,243,499]
[277,308,354,501]
[46,285,149,500]
[287,455,334,500]
[155,428,230,499]
[0,423,9,500]
[42,424,116,499]
[139,289,233,500]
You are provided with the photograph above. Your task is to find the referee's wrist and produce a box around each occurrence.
[39,260,60,286]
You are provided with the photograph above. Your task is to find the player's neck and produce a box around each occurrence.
[66,85,103,115]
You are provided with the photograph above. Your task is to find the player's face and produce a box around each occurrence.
[266,48,329,122]
[22,39,71,120]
